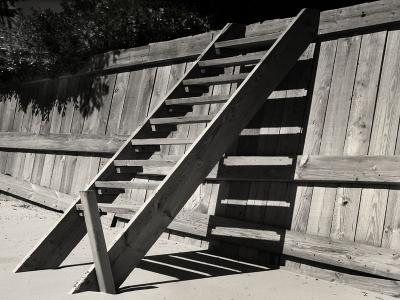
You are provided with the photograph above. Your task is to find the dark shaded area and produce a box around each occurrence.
[209,38,319,264]
[0,72,113,121]
[120,250,271,293]
[174,0,379,28]
[119,248,392,294]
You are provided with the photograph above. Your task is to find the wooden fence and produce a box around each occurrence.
[1,0,400,296]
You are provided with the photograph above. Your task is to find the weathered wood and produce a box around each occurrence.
[307,35,361,237]
[183,73,248,86]
[383,100,400,249]
[76,203,138,215]
[4,101,25,177]
[31,80,59,185]
[290,39,337,235]
[356,30,400,247]
[198,53,264,68]
[70,75,115,196]
[113,159,178,167]
[80,191,115,294]
[0,94,17,173]
[295,155,400,184]
[165,95,230,106]
[48,98,74,191]
[330,31,386,241]
[87,203,400,282]
[224,156,293,166]
[150,115,215,125]
[131,138,195,145]
[131,67,158,130]
[214,34,278,50]
[15,22,239,274]
[11,1,400,84]
[164,62,190,156]
[0,173,73,211]
[210,217,400,281]
[58,78,86,194]
[94,181,159,190]
[18,91,41,181]
[0,132,127,153]
[71,9,319,293]
[248,0,400,38]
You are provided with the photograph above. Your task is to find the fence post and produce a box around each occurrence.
[80,190,116,294]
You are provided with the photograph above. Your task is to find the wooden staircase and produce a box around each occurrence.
[14,9,319,293]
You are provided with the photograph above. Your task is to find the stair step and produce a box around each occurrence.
[182,73,248,86]
[198,53,264,68]
[95,181,159,190]
[165,95,230,106]
[150,114,215,125]
[114,159,178,167]
[116,165,170,176]
[214,33,278,50]
[76,203,138,215]
[131,138,195,146]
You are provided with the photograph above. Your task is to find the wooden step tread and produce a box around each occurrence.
[95,181,159,190]
[182,73,248,86]
[76,203,138,215]
[131,138,195,146]
[114,159,178,167]
[165,95,230,106]
[116,166,170,176]
[198,53,264,68]
[214,33,278,50]
[150,114,215,125]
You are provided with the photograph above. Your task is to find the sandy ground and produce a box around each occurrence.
[0,195,395,300]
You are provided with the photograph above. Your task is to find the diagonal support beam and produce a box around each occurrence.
[71,8,320,293]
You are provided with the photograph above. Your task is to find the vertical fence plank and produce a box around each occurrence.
[306,36,361,237]
[356,30,400,246]
[331,31,386,241]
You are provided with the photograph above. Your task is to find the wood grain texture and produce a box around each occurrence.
[356,30,400,247]
[4,100,24,177]
[291,39,337,234]
[49,95,75,191]
[71,10,319,293]
[295,155,400,183]
[15,23,238,275]
[40,79,68,187]
[307,35,361,237]
[330,31,386,241]
[70,75,115,195]
[211,217,400,281]
[0,94,17,173]
[80,191,115,294]
[59,78,87,194]
[0,173,73,211]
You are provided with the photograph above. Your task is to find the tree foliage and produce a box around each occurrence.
[0,0,210,81]
[0,0,19,27]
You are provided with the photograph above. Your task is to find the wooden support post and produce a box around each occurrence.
[80,191,116,294]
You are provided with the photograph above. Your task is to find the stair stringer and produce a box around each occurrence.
[71,8,320,293]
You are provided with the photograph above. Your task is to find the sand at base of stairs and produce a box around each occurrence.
[0,195,395,300]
